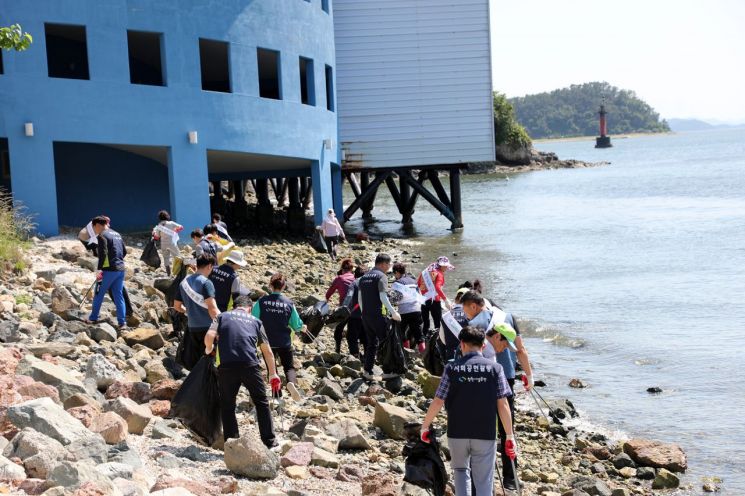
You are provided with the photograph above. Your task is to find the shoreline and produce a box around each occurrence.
[0,235,697,494]
[534,131,675,143]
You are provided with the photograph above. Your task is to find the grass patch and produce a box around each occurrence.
[0,189,35,273]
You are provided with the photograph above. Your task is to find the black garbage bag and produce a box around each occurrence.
[423,331,445,377]
[326,305,351,325]
[140,238,161,269]
[377,321,407,375]
[166,263,189,307]
[300,301,330,342]
[169,355,222,446]
[402,429,448,496]
[310,230,328,253]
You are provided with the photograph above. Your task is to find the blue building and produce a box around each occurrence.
[0,0,340,235]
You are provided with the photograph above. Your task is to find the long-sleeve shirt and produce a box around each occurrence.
[153,220,183,247]
[417,269,447,302]
[325,272,355,304]
[321,217,344,237]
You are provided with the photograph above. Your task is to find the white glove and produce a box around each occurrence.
[205,344,214,355]
[444,298,453,311]
[391,311,402,322]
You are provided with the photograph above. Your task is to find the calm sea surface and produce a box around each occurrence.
[344,128,745,493]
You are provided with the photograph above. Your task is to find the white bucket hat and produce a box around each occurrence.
[225,250,247,267]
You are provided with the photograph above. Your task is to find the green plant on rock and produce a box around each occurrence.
[0,189,35,272]
[1,24,33,51]
[493,92,532,150]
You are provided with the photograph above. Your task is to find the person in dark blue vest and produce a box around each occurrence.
[358,253,401,381]
[204,295,280,448]
[252,272,305,400]
[420,325,516,496]
[209,250,248,312]
[86,216,129,330]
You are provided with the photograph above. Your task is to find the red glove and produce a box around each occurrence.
[521,374,534,391]
[420,429,431,443]
[505,436,517,460]
[270,375,282,394]
[153,235,160,241]
[96,271,103,282]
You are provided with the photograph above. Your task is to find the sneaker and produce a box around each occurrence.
[362,371,374,381]
[287,382,303,402]
[417,342,426,353]
[117,324,128,332]
[503,478,517,491]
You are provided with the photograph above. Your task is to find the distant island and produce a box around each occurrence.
[509,82,670,139]
[667,118,743,132]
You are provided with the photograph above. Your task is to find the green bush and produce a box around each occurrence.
[0,189,34,272]
[493,92,532,150]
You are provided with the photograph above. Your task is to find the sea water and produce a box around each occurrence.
[344,128,745,493]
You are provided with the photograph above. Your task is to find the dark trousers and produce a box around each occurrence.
[421,300,442,333]
[362,315,388,374]
[333,318,347,352]
[272,347,297,384]
[399,311,424,344]
[498,379,517,482]
[217,364,275,447]
[347,317,365,358]
[324,236,338,260]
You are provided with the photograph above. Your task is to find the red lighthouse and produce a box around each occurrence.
[595,104,612,148]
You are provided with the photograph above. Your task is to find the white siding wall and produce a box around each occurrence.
[334,0,495,168]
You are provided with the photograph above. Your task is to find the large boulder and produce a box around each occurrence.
[373,402,416,440]
[652,468,681,489]
[16,355,87,402]
[85,354,122,389]
[2,428,66,479]
[0,454,26,481]
[224,433,279,479]
[104,397,152,435]
[325,420,371,450]
[123,328,165,350]
[50,286,76,315]
[623,439,687,472]
[7,398,101,448]
[46,460,119,494]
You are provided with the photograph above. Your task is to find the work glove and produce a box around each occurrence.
[521,374,534,391]
[420,429,432,444]
[270,375,282,394]
[505,435,517,460]
[391,311,402,322]
[96,271,103,282]
[444,298,453,311]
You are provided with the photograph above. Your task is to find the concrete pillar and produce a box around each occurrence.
[331,163,343,221]
[310,158,333,226]
[8,137,59,236]
[255,178,273,228]
[287,177,305,233]
[168,145,210,233]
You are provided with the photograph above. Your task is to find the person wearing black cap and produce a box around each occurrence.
[420,325,516,496]
[204,295,280,448]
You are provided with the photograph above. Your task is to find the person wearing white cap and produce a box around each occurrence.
[319,208,346,261]
[209,249,249,313]
[417,256,455,335]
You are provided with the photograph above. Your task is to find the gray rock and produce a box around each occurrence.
[86,354,123,389]
[39,311,61,328]
[400,482,430,496]
[95,461,134,480]
[3,428,66,478]
[310,447,339,468]
[91,323,118,343]
[25,343,77,358]
[0,319,21,343]
[156,453,182,469]
[652,468,680,489]
[571,476,612,496]
[16,354,87,401]
[108,440,143,469]
[47,460,118,493]
[224,433,279,479]
[104,397,152,435]
[0,454,26,481]
[325,420,371,450]
[373,402,416,440]
[316,377,344,401]
[151,419,179,440]
[636,466,656,480]
[177,445,212,462]
[612,453,636,470]
[50,286,76,314]
[6,398,106,454]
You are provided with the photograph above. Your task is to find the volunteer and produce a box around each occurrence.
[204,295,279,448]
[417,256,455,334]
[252,272,304,400]
[437,286,471,364]
[173,254,221,369]
[319,208,346,261]
[392,262,425,352]
[358,253,401,380]
[209,250,248,312]
[325,258,356,354]
[340,265,368,359]
[86,216,129,331]
[191,228,218,259]
[211,213,233,242]
[420,325,516,496]
[152,210,183,276]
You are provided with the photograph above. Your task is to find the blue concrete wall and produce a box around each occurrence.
[0,0,337,235]
[53,143,169,231]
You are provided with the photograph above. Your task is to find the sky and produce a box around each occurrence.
[490,0,745,123]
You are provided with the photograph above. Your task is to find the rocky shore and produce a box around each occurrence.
[0,235,696,495]
[467,150,609,176]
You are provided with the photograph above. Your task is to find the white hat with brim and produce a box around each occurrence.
[225,250,247,267]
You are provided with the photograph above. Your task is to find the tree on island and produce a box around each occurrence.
[509,81,670,139]
[1,24,33,51]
